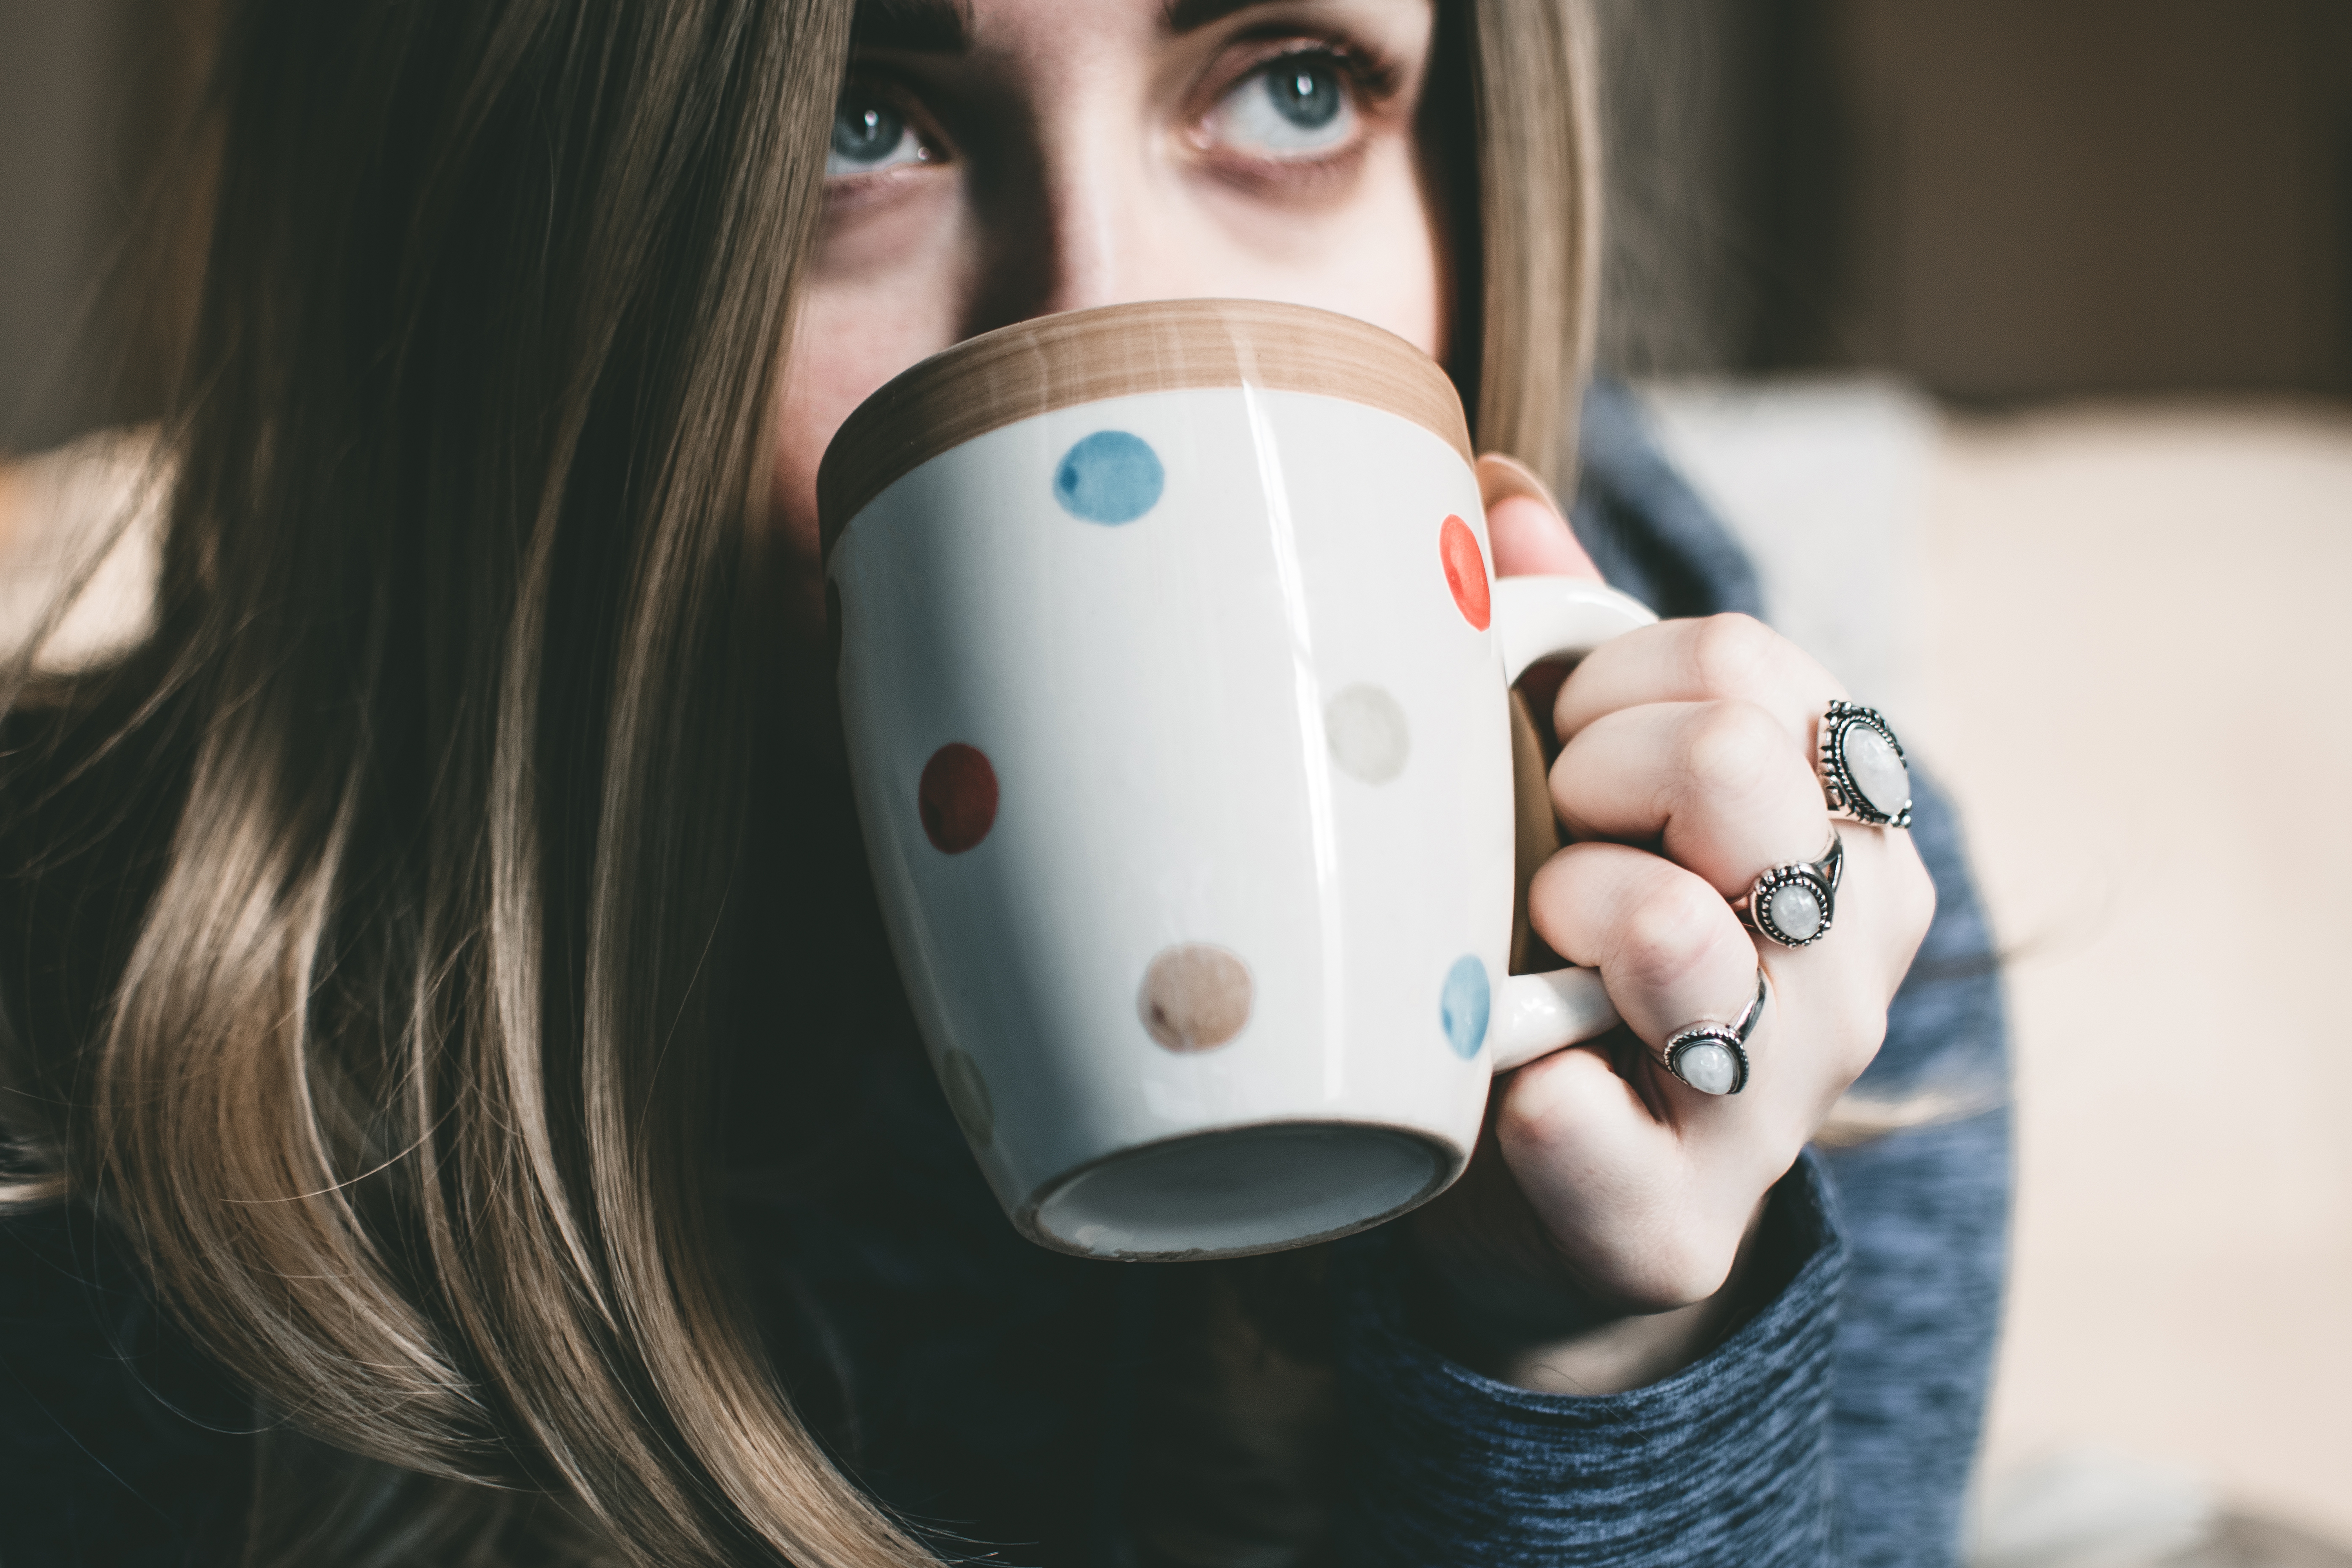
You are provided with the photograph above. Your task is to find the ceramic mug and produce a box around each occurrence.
[818,299,1655,1260]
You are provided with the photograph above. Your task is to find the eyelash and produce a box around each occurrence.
[1242,39,1400,107]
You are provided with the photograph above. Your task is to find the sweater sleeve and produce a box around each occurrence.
[1328,1155,1847,1568]
[1820,768,2013,1568]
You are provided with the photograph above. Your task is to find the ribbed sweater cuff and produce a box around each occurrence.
[1331,1151,1847,1567]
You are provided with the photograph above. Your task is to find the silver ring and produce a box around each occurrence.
[1819,701,1913,828]
[1732,831,1844,948]
[1658,971,1769,1096]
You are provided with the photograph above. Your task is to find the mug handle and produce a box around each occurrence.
[1485,575,1659,1074]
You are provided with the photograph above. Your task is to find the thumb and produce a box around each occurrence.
[1479,453,1603,582]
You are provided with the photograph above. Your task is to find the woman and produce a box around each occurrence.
[0,1,2008,1564]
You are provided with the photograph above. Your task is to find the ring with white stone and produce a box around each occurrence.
[1818,701,1913,829]
[1732,831,1844,949]
[1659,971,1769,1097]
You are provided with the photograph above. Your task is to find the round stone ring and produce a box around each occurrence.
[1733,831,1844,949]
[1660,971,1770,1097]
[1819,701,1913,828]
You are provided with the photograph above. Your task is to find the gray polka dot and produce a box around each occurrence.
[1325,683,1410,784]
[940,1049,995,1146]
[1138,944,1253,1053]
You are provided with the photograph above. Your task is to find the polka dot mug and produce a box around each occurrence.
[818,299,1655,1260]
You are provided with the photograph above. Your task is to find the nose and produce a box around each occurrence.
[960,106,1188,335]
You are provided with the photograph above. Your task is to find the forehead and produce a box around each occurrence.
[848,0,1348,53]
[850,0,972,52]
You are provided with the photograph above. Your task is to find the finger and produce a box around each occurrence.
[1549,699,1832,896]
[1479,452,1602,581]
[1552,612,1843,746]
[1526,841,1760,1052]
[1782,819,1940,1015]
[1524,844,1828,1192]
[1492,1043,1763,1305]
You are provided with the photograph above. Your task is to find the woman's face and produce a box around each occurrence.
[772,0,1447,622]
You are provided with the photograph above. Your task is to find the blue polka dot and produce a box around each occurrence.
[1053,430,1164,523]
[1440,955,1490,1060]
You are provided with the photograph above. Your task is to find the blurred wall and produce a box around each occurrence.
[1586,0,1793,378]
[1592,0,2352,399]
[0,0,118,452]
[1817,0,2352,399]
[0,0,217,456]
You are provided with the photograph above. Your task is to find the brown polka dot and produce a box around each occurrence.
[939,1049,994,1147]
[1137,944,1253,1053]
[918,742,998,853]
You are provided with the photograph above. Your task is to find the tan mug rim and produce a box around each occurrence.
[814,297,1473,559]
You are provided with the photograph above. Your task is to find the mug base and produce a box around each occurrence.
[1023,1120,1457,1261]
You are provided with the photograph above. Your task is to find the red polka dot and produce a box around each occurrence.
[918,743,998,854]
[1439,514,1490,630]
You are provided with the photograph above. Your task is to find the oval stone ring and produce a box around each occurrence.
[1659,971,1770,1096]
[1733,831,1844,949]
[1819,701,1913,828]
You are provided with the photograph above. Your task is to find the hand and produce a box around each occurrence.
[1401,454,1937,1394]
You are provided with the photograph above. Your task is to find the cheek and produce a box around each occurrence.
[766,332,855,647]
[770,215,972,633]
[771,315,867,576]
[1189,138,1448,363]
[1352,139,1448,361]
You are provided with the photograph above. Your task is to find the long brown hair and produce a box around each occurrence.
[0,2,1601,1563]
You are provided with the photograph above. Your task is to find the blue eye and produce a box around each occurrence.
[828,94,931,176]
[1265,64,1343,131]
[1209,54,1358,157]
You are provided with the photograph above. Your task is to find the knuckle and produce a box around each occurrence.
[1491,1074,1567,1154]
[1613,877,1736,992]
[1827,999,1891,1085]
[1492,1047,1603,1150]
[1863,836,1940,964]
[1606,1230,1739,1312]
[1679,700,1788,803]
[1686,613,1780,697]
[1766,964,1889,1088]
[1524,844,1597,938]
[1896,854,1939,948]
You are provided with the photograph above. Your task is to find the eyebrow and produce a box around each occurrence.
[849,0,972,53]
[1162,0,1282,33]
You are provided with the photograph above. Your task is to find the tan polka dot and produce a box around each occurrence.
[1137,944,1253,1053]
[939,1049,995,1147]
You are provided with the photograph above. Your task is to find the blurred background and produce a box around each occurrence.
[4,2,2349,1563]
[1587,6,2352,1565]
